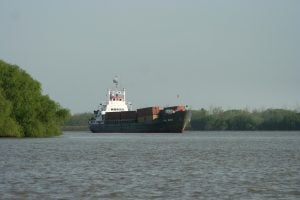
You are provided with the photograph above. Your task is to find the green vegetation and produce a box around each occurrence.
[191,108,300,131]
[65,108,300,131]
[64,113,93,131]
[0,60,70,137]
[65,113,93,126]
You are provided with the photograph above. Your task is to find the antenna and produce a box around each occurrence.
[113,76,119,88]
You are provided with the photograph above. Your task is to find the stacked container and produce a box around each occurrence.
[105,112,121,121]
[164,105,186,112]
[137,106,160,123]
[120,111,137,120]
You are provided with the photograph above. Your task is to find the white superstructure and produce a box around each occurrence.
[91,77,131,123]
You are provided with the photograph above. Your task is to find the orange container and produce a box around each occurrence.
[164,105,186,112]
[137,106,160,117]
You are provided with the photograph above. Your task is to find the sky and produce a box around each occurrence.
[0,0,299,113]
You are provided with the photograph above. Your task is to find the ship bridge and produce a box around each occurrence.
[105,88,129,112]
[103,77,130,113]
[91,77,131,123]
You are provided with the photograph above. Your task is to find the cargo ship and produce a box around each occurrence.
[89,78,191,133]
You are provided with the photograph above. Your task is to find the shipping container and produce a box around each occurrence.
[120,111,137,120]
[137,106,160,117]
[164,105,186,112]
[145,115,158,121]
[105,112,121,120]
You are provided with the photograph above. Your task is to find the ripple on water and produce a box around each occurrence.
[0,131,300,199]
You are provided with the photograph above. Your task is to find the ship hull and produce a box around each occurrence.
[89,110,191,133]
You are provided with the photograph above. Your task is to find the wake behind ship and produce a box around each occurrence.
[89,78,191,133]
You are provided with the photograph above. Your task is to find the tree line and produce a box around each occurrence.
[63,113,92,131]
[65,108,300,131]
[0,60,70,137]
[190,108,300,131]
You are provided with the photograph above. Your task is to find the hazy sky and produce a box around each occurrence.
[1,0,299,113]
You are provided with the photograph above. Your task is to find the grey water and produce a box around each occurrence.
[0,131,300,200]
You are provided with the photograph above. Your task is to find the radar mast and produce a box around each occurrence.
[113,76,119,89]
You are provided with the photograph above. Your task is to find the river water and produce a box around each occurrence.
[0,131,299,200]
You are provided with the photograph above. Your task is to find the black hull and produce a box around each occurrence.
[89,110,191,133]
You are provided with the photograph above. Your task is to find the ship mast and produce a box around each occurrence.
[113,76,118,89]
